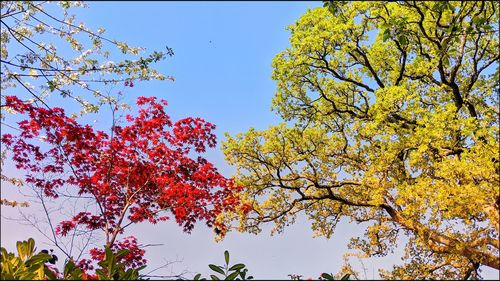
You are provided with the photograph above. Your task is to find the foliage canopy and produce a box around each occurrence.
[2,95,239,269]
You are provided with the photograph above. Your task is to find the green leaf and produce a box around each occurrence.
[442,56,450,66]
[328,6,336,14]
[115,249,130,260]
[44,266,58,280]
[194,273,202,280]
[341,274,351,280]
[104,246,113,262]
[64,259,76,277]
[16,238,35,261]
[136,265,147,272]
[122,268,138,280]
[104,246,114,263]
[25,253,51,266]
[16,241,27,261]
[382,29,390,42]
[398,35,408,46]
[472,16,486,26]
[29,263,45,280]
[446,24,458,33]
[95,269,107,280]
[228,263,245,272]
[27,238,35,256]
[240,269,247,279]
[1,256,14,275]
[19,271,37,280]
[321,273,334,280]
[47,81,56,92]
[69,268,83,280]
[209,264,225,275]
[210,274,221,280]
[226,271,240,280]
[432,2,443,12]
[1,273,15,280]
[224,250,230,265]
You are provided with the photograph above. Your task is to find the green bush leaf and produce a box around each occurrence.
[224,250,230,265]
[19,271,37,280]
[228,263,245,272]
[104,246,113,262]
[321,272,334,280]
[95,269,107,280]
[122,268,137,280]
[136,265,146,271]
[44,266,58,280]
[115,249,130,260]
[210,274,221,280]
[194,273,202,280]
[104,246,115,276]
[226,271,240,280]
[209,264,225,275]
[341,273,351,280]
[27,239,35,256]
[16,241,26,261]
[25,253,51,267]
[64,259,76,277]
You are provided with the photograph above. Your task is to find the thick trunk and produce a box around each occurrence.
[381,204,500,270]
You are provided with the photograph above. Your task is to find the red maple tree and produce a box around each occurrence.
[2,95,240,269]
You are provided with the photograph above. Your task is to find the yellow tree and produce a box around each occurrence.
[222,1,499,279]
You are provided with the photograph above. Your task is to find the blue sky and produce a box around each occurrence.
[1,1,498,279]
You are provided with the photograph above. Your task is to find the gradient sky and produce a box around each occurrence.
[1,1,498,280]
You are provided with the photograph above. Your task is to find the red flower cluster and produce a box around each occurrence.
[2,95,241,267]
[54,220,76,236]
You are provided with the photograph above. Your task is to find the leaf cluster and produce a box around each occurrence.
[1,238,144,280]
[194,250,253,280]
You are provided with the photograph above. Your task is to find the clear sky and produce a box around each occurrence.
[1,1,498,280]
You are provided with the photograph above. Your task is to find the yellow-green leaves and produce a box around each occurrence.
[223,1,499,279]
[1,238,52,280]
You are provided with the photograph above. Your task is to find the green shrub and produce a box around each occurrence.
[1,238,144,280]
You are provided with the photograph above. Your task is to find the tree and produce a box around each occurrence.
[1,1,172,208]
[1,95,240,272]
[1,1,172,113]
[222,1,499,279]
